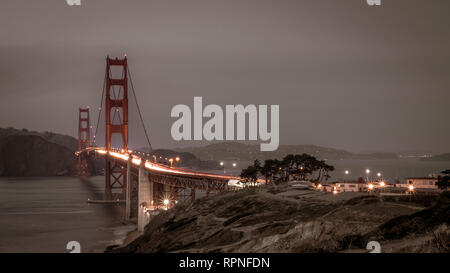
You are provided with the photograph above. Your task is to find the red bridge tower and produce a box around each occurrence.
[77,107,91,176]
[105,56,129,199]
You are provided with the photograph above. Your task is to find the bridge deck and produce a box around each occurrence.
[79,147,240,182]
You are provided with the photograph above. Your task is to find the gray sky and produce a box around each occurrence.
[1,0,449,153]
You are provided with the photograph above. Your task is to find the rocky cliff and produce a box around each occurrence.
[112,185,449,253]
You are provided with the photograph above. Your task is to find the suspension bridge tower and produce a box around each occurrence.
[105,56,129,200]
[77,107,91,177]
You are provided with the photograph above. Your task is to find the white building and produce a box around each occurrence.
[405,177,438,189]
[335,181,366,192]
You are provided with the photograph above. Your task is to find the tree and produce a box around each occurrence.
[240,165,259,185]
[240,160,261,186]
[436,169,450,190]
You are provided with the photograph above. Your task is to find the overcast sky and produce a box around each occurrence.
[1,0,449,153]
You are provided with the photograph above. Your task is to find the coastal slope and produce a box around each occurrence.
[113,185,449,253]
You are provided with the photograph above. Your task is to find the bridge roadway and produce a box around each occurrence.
[79,147,240,232]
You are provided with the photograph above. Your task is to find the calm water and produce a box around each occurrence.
[328,158,450,182]
[0,176,134,253]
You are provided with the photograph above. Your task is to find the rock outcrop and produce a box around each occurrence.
[112,185,449,253]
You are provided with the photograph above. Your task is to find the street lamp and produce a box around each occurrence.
[345,170,349,175]
[169,158,174,168]
[365,169,371,182]
[163,198,170,210]
[232,162,237,167]
[220,161,225,174]
[377,172,382,180]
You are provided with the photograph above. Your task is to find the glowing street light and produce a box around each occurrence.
[377,172,382,178]
[332,187,338,195]
[163,198,170,210]
[175,157,180,162]
[232,162,237,167]
[345,170,349,175]
[365,168,371,182]
[380,181,385,187]
[368,183,374,191]
[169,158,174,167]
[220,161,225,174]
[408,185,414,192]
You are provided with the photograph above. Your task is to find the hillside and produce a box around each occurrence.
[175,142,398,162]
[0,127,100,176]
[422,153,450,162]
[111,186,448,253]
[138,148,220,170]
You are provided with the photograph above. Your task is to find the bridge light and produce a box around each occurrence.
[380,181,385,187]
[163,199,169,206]
[368,183,374,190]
[175,157,180,162]
[408,185,414,191]
[232,163,237,167]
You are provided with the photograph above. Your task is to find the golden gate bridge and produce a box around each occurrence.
[76,56,240,230]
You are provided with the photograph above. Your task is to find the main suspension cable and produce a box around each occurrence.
[127,65,153,153]
[94,68,107,147]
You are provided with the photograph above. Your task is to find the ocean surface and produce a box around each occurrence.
[0,176,134,253]
[328,158,450,182]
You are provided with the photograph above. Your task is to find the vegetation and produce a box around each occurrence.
[436,170,450,190]
[240,153,334,184]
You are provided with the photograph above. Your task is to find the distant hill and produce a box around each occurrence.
[174,142,398,162]
[137,148,220,170]
[421,153,450,162]
[0,127,101,176]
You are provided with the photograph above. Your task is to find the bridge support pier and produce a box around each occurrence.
[138,162,153,233]
[126,158,132,220]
